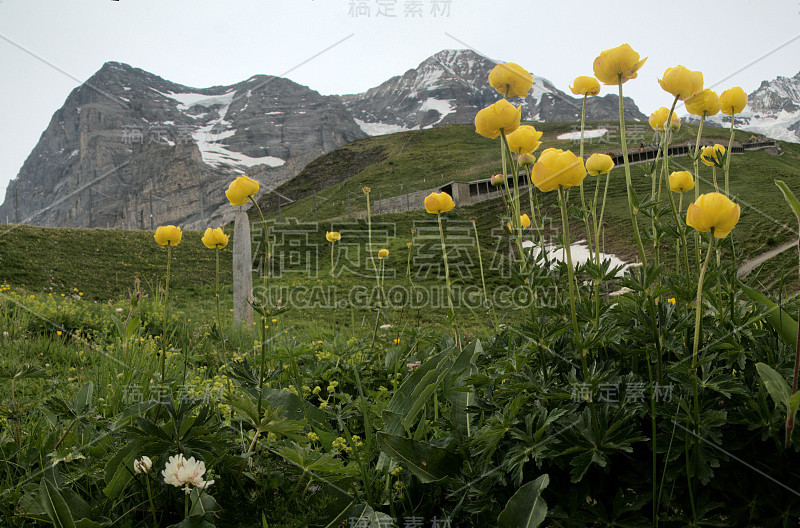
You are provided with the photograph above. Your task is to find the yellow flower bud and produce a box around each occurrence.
[325,231,341,242]
[518,153,536,167]
[474,99,521,139]
[569,76,601,96]
[490,174,505,187]
[424,192,455,214]
[201,227,229,249]
[154,225,182,246]
[592,43,647,85]
[488,62,533,98]
[719,87,748,115]
[668,171,695,193]
[225,175,260,207]
[686,192,740,239]
[585,153,614,176]
[700,144,725,167]
[506,125,543,155]
[378,248,389,259]
[685,89,720,117]
[531,149,587,192]
[658,65,703,101]
[649,107,681,132]
[506,214,532,231]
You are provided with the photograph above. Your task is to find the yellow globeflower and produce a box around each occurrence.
[506,125,543,154]
[378,248,389,259]
[325,231,341,242]
[201,227,229,249]
[506,214,532,231]
[668,171,695,193]
[658,65,704,101]
[592,43,647,85]
[700,144,725,167]
[685,89,720,117]
[569,76,601,96]
[686,192,740,238]
[585,153,614,176]
[154,225,182,246]
[225,175,260,207]
[475,99,521,139]
[719,87,748,115]
[649,107,681,132]
[531,148,587,192]
[424,192,455,214]
[488,62,533,98]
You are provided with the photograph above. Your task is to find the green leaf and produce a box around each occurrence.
[756,363,791,410]
[189,489,221,516]
[776,180,800,227]
[376,432,460,483]
[102,439,142,500]
[789,391,800,426]
[740,283,798,349]
[39,479,76,528]
[323,502,393,528]
[497,474,549,528]
[75,382,93,415]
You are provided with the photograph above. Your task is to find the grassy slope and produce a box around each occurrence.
[1,121,799,330]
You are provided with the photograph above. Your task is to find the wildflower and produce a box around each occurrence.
[686,192,740,238]
[592,43,647,85]
[154,225,182,246]
[506,214,531,231]
[201,227,229,249]
[325,231,341,242]
[585,153,614,176]
[393,338,401,344]
[488,62,533,98]
[686,89,721,117]
[319,401,328,409]
[531,148,587,192]
[378,248,389,259]
[506,125,543,155]
[424,192,455,214]
[669,171,695,193]
[719,87,748,115]
[667,298,676,305]
[475,99,521,139]
[700,144,725,167]
[312,386,321,395]
[390,466,403,477]
[407,361,421,372]
[649,107,681,132]
[490,174,506,187]
[518,153,536,167]
[569,76,601,96]
[162,453,214,494]
[658,65,703,100]
[134,456,152,474]
[225,175,260,206]
[307,432,319,441]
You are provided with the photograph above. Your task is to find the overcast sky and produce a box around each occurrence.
[1,0,799,203]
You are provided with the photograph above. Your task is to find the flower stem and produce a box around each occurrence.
[725,113,735,196]
[579,94,593,261]
[471,219,497,331]
[215,248,221,335]
[618,76,647,267]
[145,477,158,528]
[693,116,706,268]
[558,186,580,345]
[161,246,171,382]
[437,213,457,340]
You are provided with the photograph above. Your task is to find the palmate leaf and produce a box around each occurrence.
[376,432,460,483]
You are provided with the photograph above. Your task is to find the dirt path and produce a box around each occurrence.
[737,240,797,278]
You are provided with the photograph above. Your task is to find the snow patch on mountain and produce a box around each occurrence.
[355,119,416,136]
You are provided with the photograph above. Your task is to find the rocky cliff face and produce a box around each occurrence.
[1,50,648,230]
[341,49,645,135]
[0,62,365,229]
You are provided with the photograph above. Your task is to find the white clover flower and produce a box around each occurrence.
[162,453,214,494]
[134,456,152,474]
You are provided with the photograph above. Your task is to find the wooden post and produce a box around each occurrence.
[233,210,254,325]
